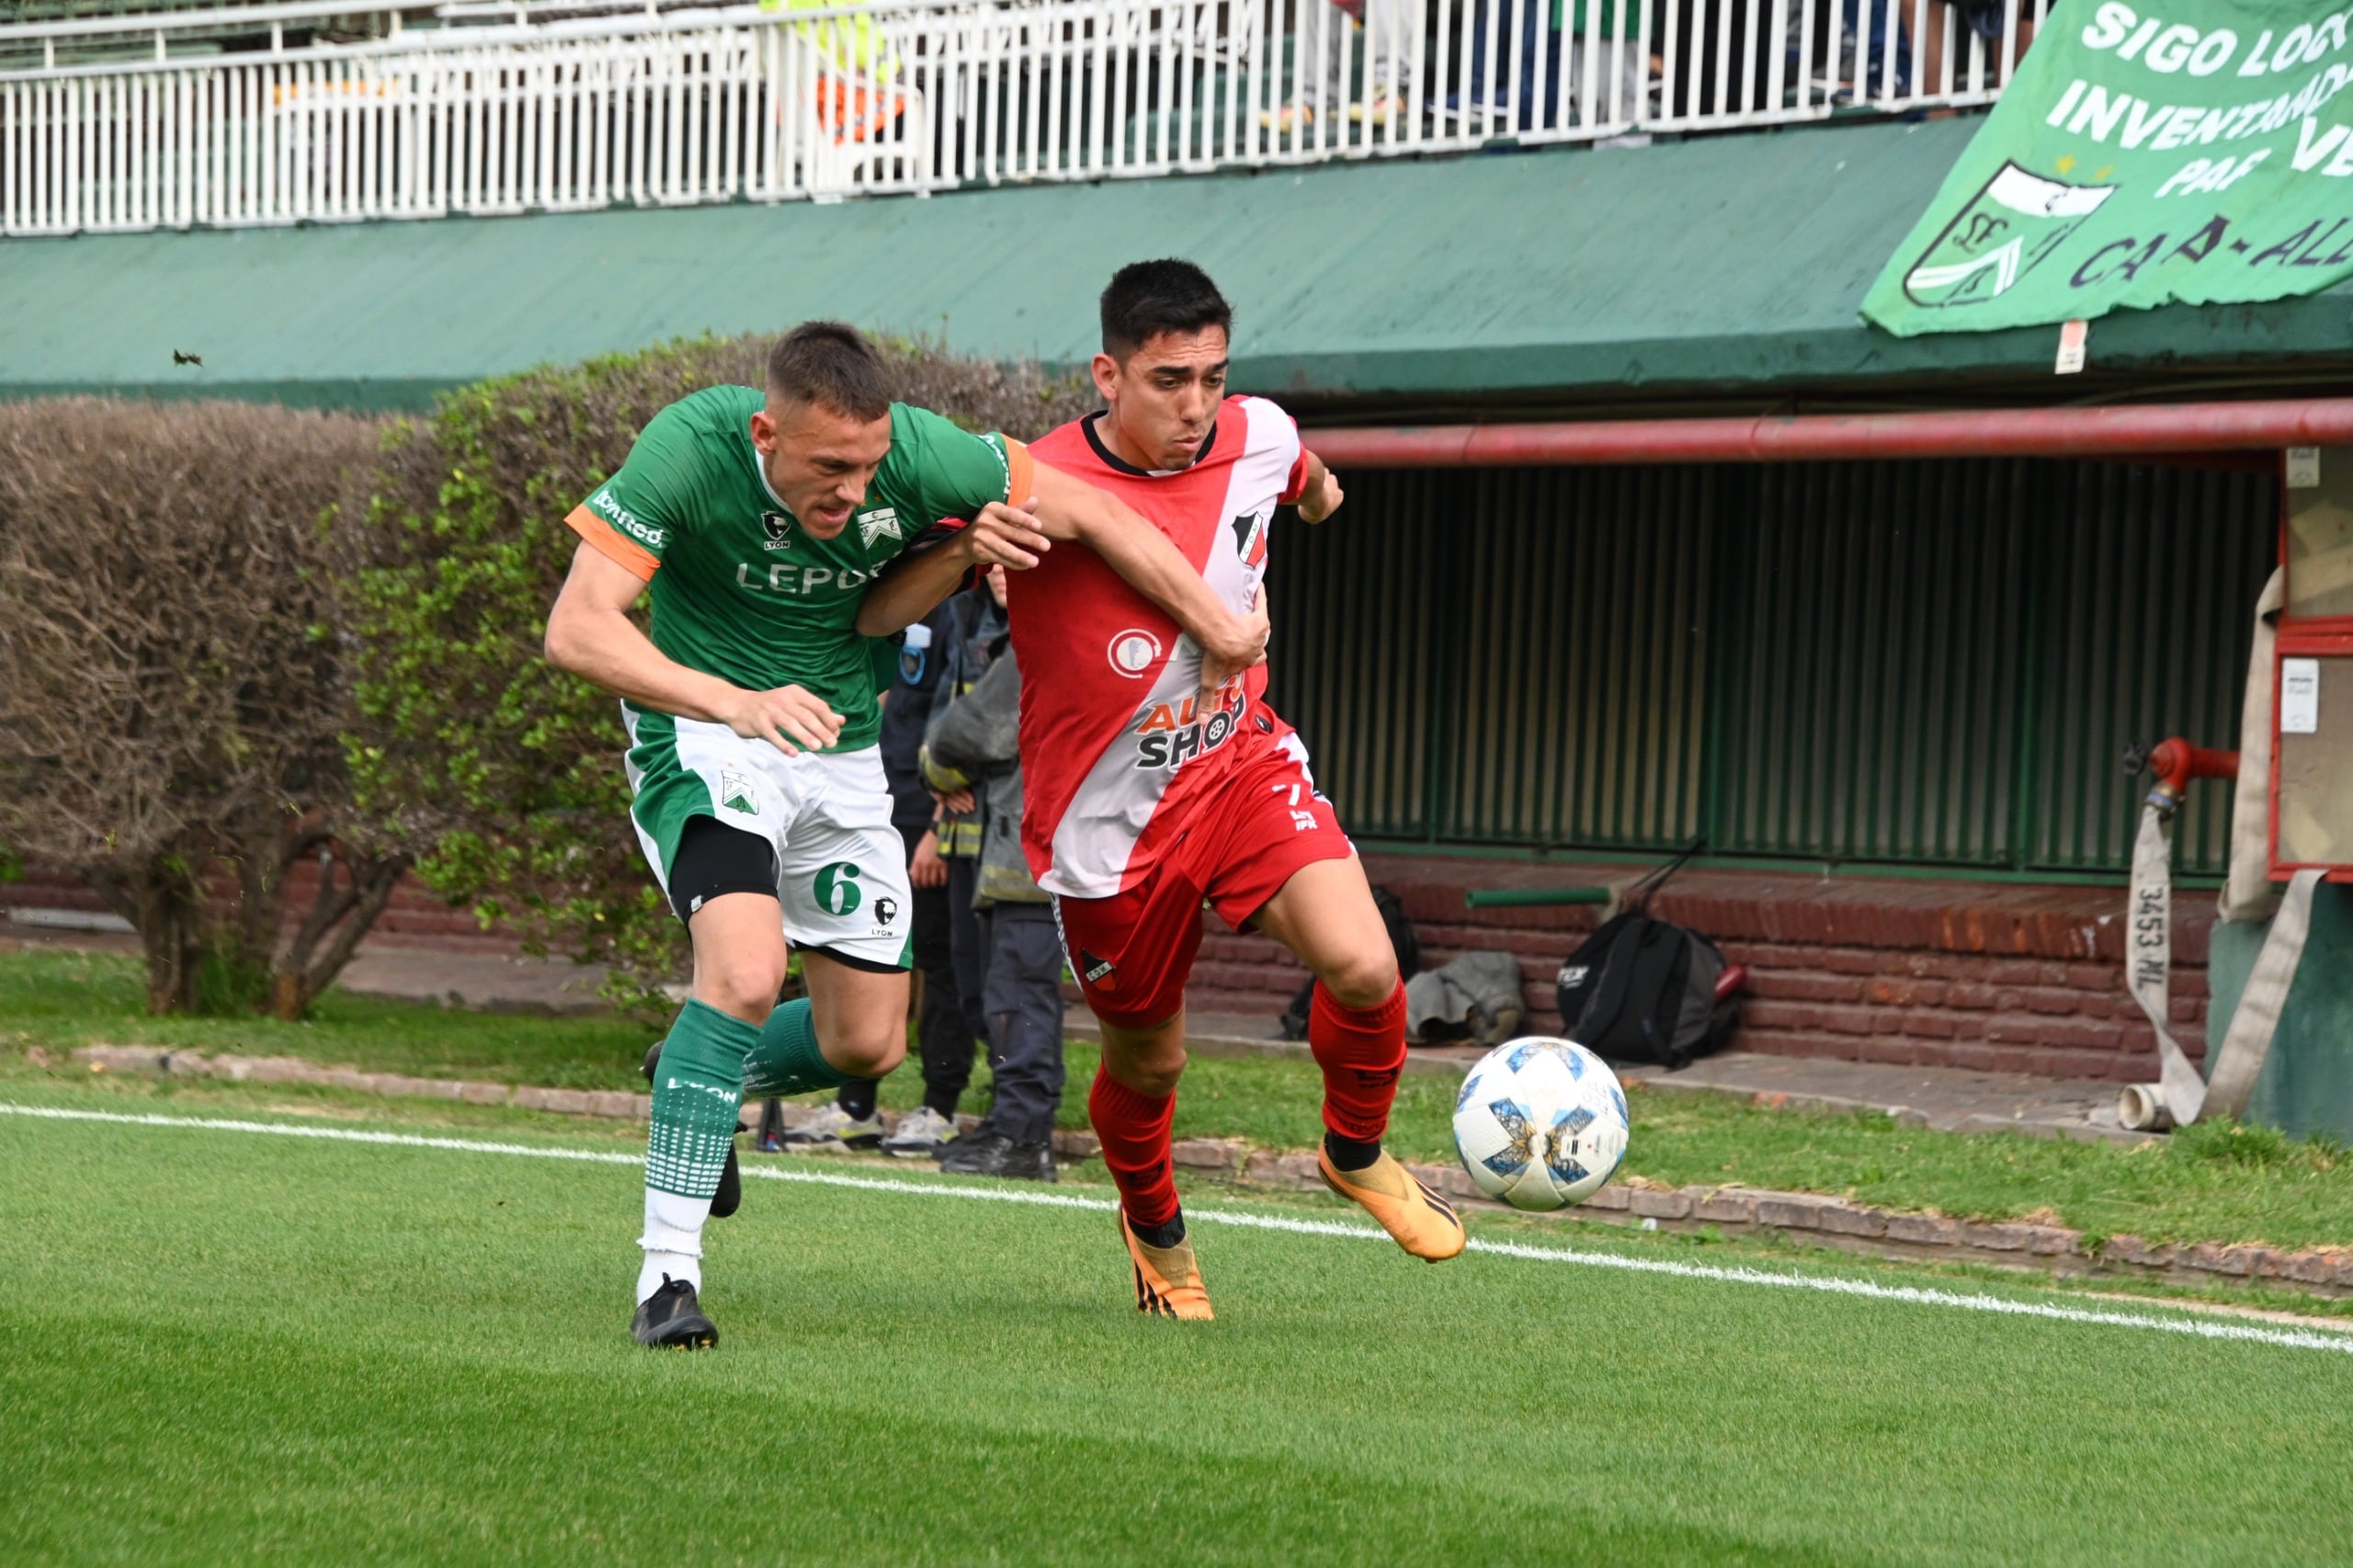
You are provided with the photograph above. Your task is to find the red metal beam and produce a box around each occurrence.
[1308,398,2353,469]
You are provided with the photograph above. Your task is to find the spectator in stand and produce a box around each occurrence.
[921,566,1065,1182]
[1901,0,2040,101]
[782,600,975,1158]
[1267,0,1418,133]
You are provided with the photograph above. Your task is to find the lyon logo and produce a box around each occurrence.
[1108,629,1162,676]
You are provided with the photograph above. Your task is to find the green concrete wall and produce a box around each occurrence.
[6,118,2352,412]
[2211,883,2353,1142]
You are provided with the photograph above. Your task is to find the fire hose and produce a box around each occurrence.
[2116,738,2325,1131]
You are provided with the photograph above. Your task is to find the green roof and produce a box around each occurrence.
[6,116,2350,411]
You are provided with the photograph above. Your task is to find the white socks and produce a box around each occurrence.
[637,1187,711,1302]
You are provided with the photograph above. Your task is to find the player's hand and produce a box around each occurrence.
[1298,463,1345,524]
[1199,597,1271,703]
[722,684,843,756]
[960,498,1052,571]
[908,829,949,888]
[932,786,977,815]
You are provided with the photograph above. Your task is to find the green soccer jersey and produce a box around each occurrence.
[566,384,1022,752]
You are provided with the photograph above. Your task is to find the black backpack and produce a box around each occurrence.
[1552,847,1737,1070]
[1278,886,1420,1040]
[1554,914,1737,1070]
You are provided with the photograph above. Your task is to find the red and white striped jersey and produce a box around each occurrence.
[1007,395,1312,899]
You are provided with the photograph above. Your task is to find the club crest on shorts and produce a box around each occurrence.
[1107,629,1162,676]
[1080,949,1117,989]
[719,768,757,815]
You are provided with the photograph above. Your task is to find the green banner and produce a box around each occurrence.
[1863,2,2353,336]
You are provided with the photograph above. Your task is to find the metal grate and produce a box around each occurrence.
[1439,464,1711,847]
[1267,455,2276,877]
[2029,461,2271,875]
[1715,460,2029,866]
[1263,467,1443,839]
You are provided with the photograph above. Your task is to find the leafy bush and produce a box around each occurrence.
[0,398,406,1016]
[346,334,1091,1006]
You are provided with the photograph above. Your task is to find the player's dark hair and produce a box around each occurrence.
[1100,260,1233,360]
[767,321,892,421]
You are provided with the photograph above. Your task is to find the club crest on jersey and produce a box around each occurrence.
[1133,691,1242,771]
[1231,510,1269,569]
[857,506,903,548]
[761,511,794,551]
[1107,629,1163,676]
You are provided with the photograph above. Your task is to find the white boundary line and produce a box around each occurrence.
[8,1101,2353,1358]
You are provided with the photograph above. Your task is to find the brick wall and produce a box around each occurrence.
[1179,853,2211,1084]
[6,861,516,953]
[15,852,2211,1085]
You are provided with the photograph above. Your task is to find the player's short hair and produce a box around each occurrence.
[766,321,892,421]
[1100,260,1233,360]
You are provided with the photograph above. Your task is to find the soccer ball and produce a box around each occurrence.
[1450,1037,1630,1211]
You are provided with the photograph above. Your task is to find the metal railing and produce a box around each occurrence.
[0,0,2050,236]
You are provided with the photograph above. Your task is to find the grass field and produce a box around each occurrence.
[4,1084,2352,1564]
[10,946,2353,1252]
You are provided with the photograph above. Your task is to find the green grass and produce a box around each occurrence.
[10,946,2353,1251]
[886,1047,2353,1253]
[0,945,654,1088]
[2,1086,2351,1565]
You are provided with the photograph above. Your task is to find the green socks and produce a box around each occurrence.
[644,999,756,1200]
[740,996,854,1099]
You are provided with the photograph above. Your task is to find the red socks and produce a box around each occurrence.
[1309,980,1409,1144]
[1091,981,1404,1223]
[1088,1066,1180,1229]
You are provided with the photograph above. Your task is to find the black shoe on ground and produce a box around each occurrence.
[642,1040,742,1219]
[938,1131,1058,1183]
[631,1275,718,1349]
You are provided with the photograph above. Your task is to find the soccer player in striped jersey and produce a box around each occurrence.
[859,264,1464,1321]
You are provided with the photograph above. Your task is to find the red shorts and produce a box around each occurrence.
[1052,741,1354,1028]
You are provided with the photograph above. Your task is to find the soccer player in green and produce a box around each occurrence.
[545,323,1267,1348]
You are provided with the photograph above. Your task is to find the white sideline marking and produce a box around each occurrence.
[7,1101,2352,1359]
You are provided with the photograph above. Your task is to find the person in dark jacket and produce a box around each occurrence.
[921,566,1065,1181]
[782,599,977,1157]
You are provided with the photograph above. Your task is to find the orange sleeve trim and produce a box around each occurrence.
[1002,436,1036,507]
[564,505,659,582]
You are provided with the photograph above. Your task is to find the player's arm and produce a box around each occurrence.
[1293,450,1344,524]
[852,503,1054,639]
[544,543,844,756]
[1021,460,1270,691]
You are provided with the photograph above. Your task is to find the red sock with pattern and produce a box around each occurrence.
[1309,979,1409,1161]
[1089,1066,1181,1233]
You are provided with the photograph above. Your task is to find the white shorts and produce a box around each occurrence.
[622,704,913,971]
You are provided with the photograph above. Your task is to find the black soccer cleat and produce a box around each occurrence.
[631,1275,717,1349]
[642,1039,742,1219]
[938,1131,1058,1183]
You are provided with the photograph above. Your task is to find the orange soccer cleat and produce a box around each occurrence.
[1119,1210,1214,1321]
[1318,1147,1467,1262]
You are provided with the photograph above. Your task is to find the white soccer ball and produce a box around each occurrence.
[1451,1037,1630,1211]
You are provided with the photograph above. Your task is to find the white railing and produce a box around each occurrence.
[0,0,2048,236]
